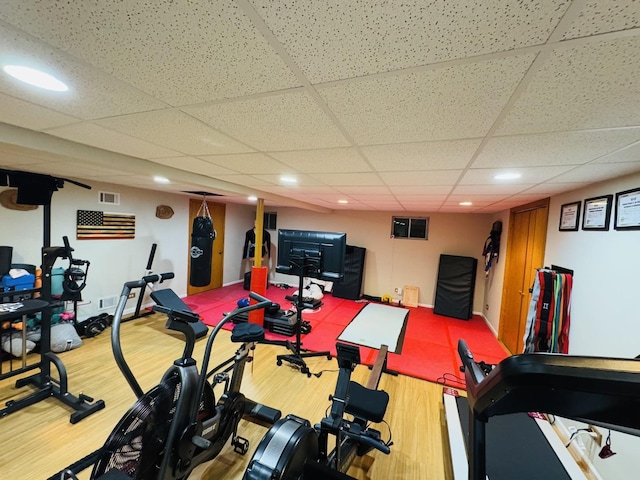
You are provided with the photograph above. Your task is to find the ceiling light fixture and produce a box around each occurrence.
[153,176,170,184]
[3,65,69,92]
[247,195,257,201]
[494,172,521,181]
[459,201,473,206]
[338,199,348,204]
[280,175,297,184]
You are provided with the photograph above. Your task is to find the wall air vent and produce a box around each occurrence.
[98,295,118,310]
[99,191,120,205]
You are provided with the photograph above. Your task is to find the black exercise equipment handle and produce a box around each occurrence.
[143,272,174,284]
[457,339,487,387]
[111,273,176,399]
[341,429,390,455]
[62,235,74,259]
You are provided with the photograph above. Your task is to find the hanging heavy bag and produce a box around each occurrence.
[189,200,216,287]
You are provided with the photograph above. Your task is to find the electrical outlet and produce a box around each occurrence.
[394,287,402,295]
[128,292,136,299]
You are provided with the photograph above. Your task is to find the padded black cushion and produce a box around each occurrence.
[345,380,389,423]
[231,322,265,343]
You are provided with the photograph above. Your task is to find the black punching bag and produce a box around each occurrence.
[190,205,215,287]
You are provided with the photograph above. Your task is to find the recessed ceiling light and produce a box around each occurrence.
[280,176,297,184]
[153,176,170,184]
[494,173,521,180]
[3,65,68,92]
[247,195,257,201]
[459,201,473,206]
[338,199,348,204]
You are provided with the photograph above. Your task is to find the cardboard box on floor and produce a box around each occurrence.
[402,286,419,307]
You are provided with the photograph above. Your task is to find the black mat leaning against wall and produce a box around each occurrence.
[433,254,477,320]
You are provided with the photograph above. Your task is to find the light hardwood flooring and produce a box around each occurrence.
[0,314,455,479]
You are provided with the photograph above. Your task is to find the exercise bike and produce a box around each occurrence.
[243,342,392,480]
[54,273,281,480]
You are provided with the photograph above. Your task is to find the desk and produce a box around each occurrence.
[1,299,48,377]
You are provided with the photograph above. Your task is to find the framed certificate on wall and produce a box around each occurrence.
[582,195,613,231]
[559,201,581,231]
[614,187,640,230]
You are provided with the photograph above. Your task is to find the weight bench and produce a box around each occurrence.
[150,289,208,339]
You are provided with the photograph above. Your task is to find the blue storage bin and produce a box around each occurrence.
[1,273,36,291]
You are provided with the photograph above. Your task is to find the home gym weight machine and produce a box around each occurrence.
[0,168,104,423]
[52,275,282,480]
[243,342,392,480]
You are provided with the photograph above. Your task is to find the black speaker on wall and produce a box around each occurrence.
[433,254,477,320]
[332,245,366,300]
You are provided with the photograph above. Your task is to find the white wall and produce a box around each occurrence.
[545,171,640,479]
[268,208,491,311]
[481,210,511,335]
[545,171,640,358]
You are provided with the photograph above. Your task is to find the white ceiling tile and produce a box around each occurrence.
[388,185,452,195]
[270,148,371,173]
[47,123,182,159]
[196,153,291,174]
[362,139,482,171]
[214,174,274,186]
[0,93,78,130]
[548,162,640,184]
[453,184,535,195]
[461,166,575,185]
[184,91,350,151]
[95,110,253,156]
[333,185,393,195]
[447,194,507,203]
[498,37,640,135]
[319,54,536,144]
[149,157,238,176]
[593,141,640,164]
[521,182,589,195]
[475,129,640,168]
[251,0,569,83]
[563,0,640,39]
[0,26,167,119]
[251,173,324,186]
[348,194,398,202]
[442,200,494,207]
[395,194,449,202]
[309,172,384,186]
[0,1,300,106]
[380,170,461,186]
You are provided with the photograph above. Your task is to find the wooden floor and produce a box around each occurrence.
[0,314,454,480]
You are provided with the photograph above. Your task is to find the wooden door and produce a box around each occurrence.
[187,199,225,296]
[498,198,549,354]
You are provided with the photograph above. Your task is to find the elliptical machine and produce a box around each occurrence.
[53,274,281,480]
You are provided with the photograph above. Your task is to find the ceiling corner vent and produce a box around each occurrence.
[99,191,120,205]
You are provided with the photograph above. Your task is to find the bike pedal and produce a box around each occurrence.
[233,436,249,455]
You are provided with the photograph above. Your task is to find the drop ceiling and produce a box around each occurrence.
[0,0,639,213]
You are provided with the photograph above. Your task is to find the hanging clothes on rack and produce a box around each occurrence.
[523,268,573,354]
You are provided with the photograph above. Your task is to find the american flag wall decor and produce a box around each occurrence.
[76,210,136,239]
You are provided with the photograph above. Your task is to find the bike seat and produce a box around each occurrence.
[231,322,265,343]
[345,380,389,423]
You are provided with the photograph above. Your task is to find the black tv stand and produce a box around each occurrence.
[275,261,331,377]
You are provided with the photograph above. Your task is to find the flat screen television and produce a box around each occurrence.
[276,229,347,281]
